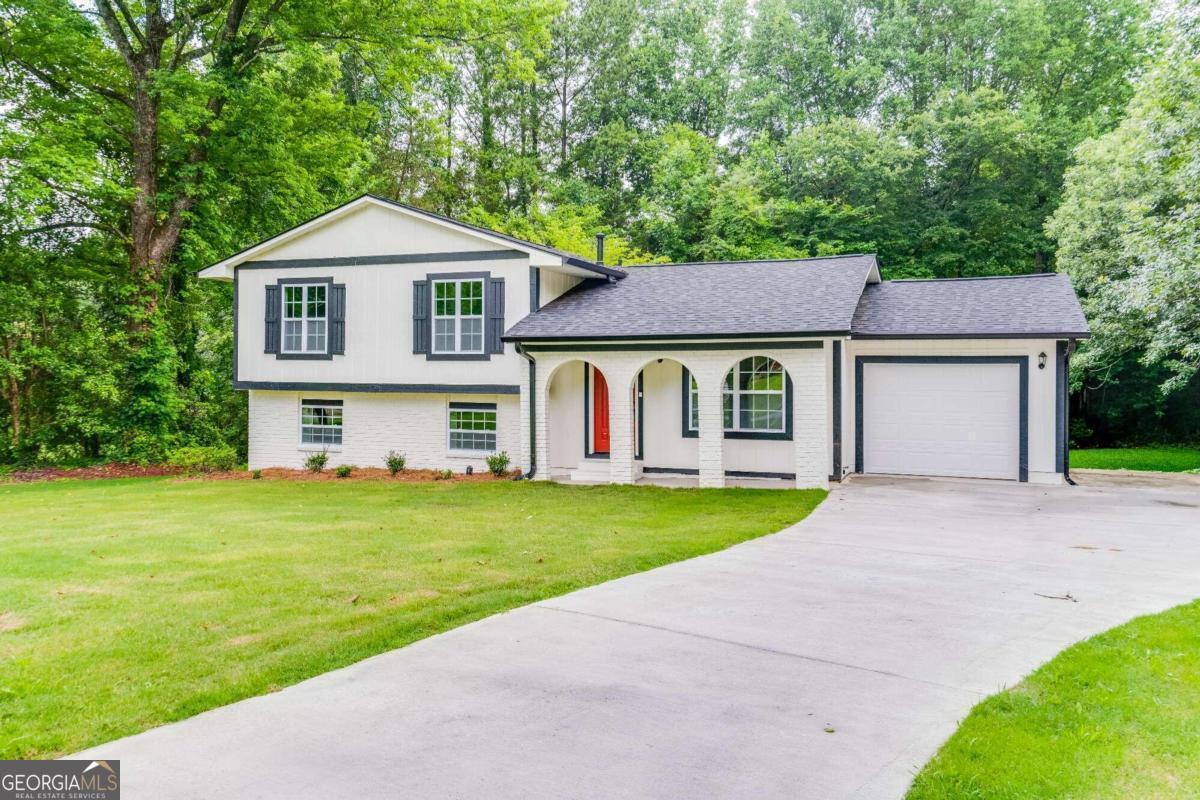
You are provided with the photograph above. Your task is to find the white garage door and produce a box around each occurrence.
[862,361,1021,480]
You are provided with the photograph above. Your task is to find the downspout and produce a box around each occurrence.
[1065,340,1075,485]
[516,343,537,480]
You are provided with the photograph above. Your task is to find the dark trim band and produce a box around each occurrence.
[234,381,520,394]
[450,401,497,410]
[506,333,842,344]
[851,333,1091,341]
[301,398,343,406]
[641,466,796,481]
[854,356,1029,482]
[520,340,826,353]
[242,251,524,269]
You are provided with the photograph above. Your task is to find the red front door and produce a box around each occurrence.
[592,367,610,453]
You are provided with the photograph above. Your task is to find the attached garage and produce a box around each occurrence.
[855,356,1028,481]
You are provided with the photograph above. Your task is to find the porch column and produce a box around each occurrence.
[529,353,557,481]
[787,346,829,490]
[697,375,725,488]
[608,366,637,485]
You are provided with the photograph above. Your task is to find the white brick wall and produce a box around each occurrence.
[531,345,831,489]
[248,390,520,473]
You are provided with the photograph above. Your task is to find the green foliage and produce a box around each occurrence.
[0,0,1181,458]
[435,468,453,480]
[485,451,511,476]
[1049,10,1200,441]
[167,445,238,473]
[251,469,263,480]
[384,451,407,476]
[304,451,328,473]
[335,464,353,478]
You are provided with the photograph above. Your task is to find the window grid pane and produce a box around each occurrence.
[300,403,342,446]
[282,284,327,354]
[432,280,484,354]
[720,357,786,433]
[449,408,497,451]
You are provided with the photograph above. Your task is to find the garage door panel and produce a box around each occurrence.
[862,362,1020,480]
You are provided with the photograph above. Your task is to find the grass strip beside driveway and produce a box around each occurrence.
[0,477,823,758]
[1071,447,1200,473]
[908,599,1200,799]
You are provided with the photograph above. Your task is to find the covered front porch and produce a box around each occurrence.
[523,342,832,490]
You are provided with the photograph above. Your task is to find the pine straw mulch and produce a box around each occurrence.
[2,463,517,484]
[208,466,515,483]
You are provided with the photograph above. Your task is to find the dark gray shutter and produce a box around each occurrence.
[486,277,505,354]
[330,283,346,355]
[264,284,280,354]
[412,280,429,354]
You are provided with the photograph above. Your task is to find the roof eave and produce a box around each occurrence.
[849,331,1092,340]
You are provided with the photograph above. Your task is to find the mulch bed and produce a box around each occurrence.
[3,463,184,483]
[2,463,517,484]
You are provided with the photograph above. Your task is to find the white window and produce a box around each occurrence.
[448,403,496,452]
[283,284,327,353]
[726,356,786,432]
[433,279,484,354]
[300,399,342,446]
[687,357,788,435]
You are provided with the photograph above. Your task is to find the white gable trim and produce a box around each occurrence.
[198,195,570,281]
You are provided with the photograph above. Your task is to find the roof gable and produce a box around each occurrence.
[198,195,619,280]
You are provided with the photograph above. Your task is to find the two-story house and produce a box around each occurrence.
[200,194,1090,488]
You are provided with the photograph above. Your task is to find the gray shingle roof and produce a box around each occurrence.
[850,273,1089,338]
[504,255,879,340]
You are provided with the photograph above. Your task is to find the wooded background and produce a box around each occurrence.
[1,0,1197,464]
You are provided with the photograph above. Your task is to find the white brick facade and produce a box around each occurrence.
[248,390,520,472]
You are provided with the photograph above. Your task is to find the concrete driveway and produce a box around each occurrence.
[78,473,1200,799]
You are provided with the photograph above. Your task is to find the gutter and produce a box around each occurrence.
[516,344,537,480]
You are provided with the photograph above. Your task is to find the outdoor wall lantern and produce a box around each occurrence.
[1038,352,1048,370]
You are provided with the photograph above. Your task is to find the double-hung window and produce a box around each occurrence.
[300,399,342,446]
[448,403,497,452]
[283,284,327,354]
[433,279,484,354]
[686,357,789,438]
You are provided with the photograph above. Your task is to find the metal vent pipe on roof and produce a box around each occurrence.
[595,233,605,266]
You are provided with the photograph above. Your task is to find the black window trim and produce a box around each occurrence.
[426,270,492,362]
[680,362,794,441]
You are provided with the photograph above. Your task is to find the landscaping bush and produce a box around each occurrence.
[384,451,406,475]
[251,469,262,480]
[486,451,510,476]
[435,468,453,480]
[167,445,238,473]
[305,451,328,473]
[335,464,353,479]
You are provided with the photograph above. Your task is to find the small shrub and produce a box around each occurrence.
[434,468,453,481]
[251,469,262,480]
[486,451,510,476]
[305,451,328,473]
[384,451,406,476]
[168,445,238,473]
[335,464,353,479]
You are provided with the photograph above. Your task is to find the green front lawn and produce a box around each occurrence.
[0,477,822,759]
[908,600,1200,799]
[1072,446,1200,473]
